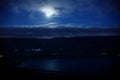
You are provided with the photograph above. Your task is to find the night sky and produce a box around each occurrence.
[0,0,120,28]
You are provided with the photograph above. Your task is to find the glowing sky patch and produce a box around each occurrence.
[39,6,59,18]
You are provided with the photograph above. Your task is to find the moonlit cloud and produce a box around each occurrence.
[0,0,120,28]
[39,6,59,18]
[9,0,119,17]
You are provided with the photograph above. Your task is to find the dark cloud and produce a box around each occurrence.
[1,0,119,14]
[0,0,120,27]
[0,27,120,38]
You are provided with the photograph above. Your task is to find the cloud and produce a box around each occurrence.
[0,0,119,28]
[1,0,119,15]
[2,22,94,29]
[39,5,59,18]
[9,0,73,15]
[5,0,118,19]
[39,22,58,28]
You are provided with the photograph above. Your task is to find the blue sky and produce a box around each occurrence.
[0,0,120,28]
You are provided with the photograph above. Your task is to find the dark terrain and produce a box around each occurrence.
[0,36,120,80]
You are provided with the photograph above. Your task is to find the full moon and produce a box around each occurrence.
[39,6,58,18]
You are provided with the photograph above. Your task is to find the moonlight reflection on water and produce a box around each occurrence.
[18,58,120,74]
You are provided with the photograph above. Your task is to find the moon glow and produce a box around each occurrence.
[40,6,58,18]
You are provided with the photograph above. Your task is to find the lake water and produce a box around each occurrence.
[18,58,120,75]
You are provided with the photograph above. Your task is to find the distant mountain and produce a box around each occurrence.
[0,27,120,38]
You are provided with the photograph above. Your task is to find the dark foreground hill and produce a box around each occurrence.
[0,36,120,80]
